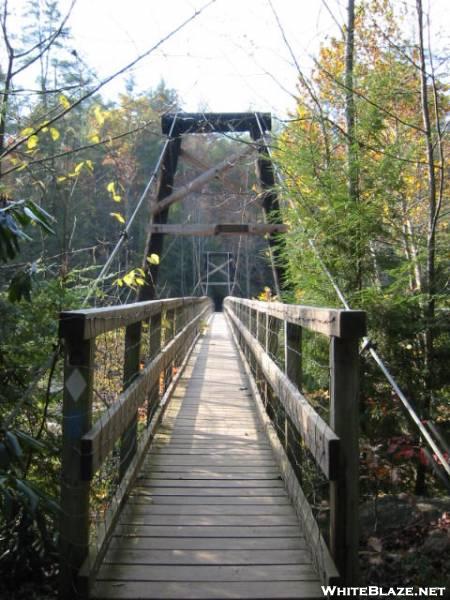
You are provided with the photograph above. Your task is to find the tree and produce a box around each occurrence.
[275,0,449,494]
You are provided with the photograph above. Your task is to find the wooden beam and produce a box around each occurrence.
[226,298,367,339]
[330,336,360,584]
[224,304,339,480]
[151,145,254,218]
[139,136,182,301]
[255,141,285,294]
[162,112,271,136]
[147,223,288,236]
[59,333,94,599]
[179,148,211,171]
[60,297,201,341]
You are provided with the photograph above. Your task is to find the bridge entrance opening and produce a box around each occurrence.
[204,251,234,309]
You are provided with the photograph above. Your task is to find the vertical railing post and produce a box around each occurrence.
[119,320,142,480]
[284,320,303,468]
[147,309,162,422]
[329,334,360,584]
[285,321,302,389]
[59,320,94,599]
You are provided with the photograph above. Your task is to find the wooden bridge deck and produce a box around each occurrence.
[92,313,322,599]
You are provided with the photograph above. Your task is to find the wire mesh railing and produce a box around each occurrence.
[224,296,366,585]
[58,296,213,598]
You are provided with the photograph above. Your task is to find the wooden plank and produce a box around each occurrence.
[115,505,295,516]
[96,564,318,582]
[128,495,291,505]
[224,297,367,339]
[118,515,299,527]
[150,441,271,449]
[146,449,274,456]
[102,548,310,565]
[116,525,302,537]
[135,479,285,489]
[148,223,288,236]
[225,305,339,480]
[131,487,287,497]
[141,474,281,482]
[142,467,279,476]
[92,580,322,599]
[107,536,305,551]
[145,458,277,467]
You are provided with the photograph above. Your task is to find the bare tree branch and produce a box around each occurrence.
[0,0,216,163]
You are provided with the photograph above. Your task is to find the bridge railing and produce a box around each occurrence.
[224,297,366,585]
[58,296,213,598]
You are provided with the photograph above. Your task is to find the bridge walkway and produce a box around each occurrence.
[91,313,322,599]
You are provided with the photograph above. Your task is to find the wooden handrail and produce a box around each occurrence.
[223,296,366,585]
[232,297,366,338]
[59,296,213,599]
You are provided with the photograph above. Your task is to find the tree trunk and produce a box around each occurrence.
[415,0,438,495]
[345,0,361,291]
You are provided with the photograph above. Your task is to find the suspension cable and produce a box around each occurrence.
[254,113,450,479]
[83,112,179,306]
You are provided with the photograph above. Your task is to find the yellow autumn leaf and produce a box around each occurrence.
[135,277,145,286]
[110,212,125,224]
[74,161,85,174]
[94,106,105,127]
[123,272,135,286]
[21,127,34,137]
[89,134,100,144]
[59,94,71,110]
[50,127,60,141]
[112,194,121,202]
[106,181,115,194]
[85,160,94,171]
[114,278,124,287]
[57,176,67,183]
[146,254,160,265]
[27,135,39,150]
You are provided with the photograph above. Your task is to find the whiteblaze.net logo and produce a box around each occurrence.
[321,587,447,597]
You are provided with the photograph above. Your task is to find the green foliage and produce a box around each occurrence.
[0,199,55,263]
[275,0,449,496]
[0,275,86,589]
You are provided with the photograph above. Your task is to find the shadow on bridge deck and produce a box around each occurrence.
[91,313,322,599]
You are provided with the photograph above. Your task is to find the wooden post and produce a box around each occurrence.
[119,321,142,480]
[59,329,94,599]
[139,136,181,302]
[329,335,360,584]
[253,140,286,295]
[285,322,302,389]
[165,309,175,389]
[147,311,162,422]
[284,321,302,464]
